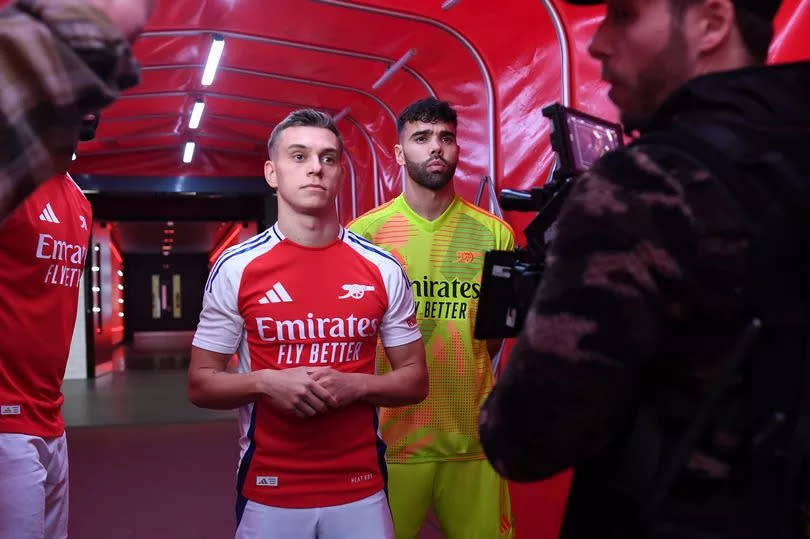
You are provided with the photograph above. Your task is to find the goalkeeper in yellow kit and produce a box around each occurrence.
[349,98,515,539]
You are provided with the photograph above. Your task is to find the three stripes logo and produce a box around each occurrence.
[39,203,60,224]
[258,282,293,304]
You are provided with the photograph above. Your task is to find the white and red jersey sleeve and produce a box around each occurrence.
[344,230,419,348]
[193,227,280,355]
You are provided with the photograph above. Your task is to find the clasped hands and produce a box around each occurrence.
[257,366,364,418]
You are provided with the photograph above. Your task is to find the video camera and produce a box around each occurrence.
[474,104,623,338]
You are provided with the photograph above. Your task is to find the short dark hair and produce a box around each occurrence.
[396,98,458,135]
[266,109,343,158]
[668,0,773,64]
[734,7,774,64]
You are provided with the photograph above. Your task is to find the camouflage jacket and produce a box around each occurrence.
[479,140,750,478]
[479,61,810,537]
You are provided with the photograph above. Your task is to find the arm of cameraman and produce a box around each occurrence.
[0,0,151,220]
[479,148,697,482]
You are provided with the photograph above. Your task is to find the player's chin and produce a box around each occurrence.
[295,198,335,215]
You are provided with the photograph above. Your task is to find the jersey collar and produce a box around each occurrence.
[395,194,459,233]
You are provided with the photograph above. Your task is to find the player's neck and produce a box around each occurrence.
[276,206,340,247]
[403,180,455,221]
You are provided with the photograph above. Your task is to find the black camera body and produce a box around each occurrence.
[474,104,623,339]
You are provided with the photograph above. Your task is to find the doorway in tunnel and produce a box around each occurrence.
[113,220,257,372]
[73,190,276,376]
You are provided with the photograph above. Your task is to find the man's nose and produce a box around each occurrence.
[428,136,442,155]
[587,20,610,62]
[307,155,323,175]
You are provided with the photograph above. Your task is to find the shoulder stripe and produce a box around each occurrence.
[347,230,376,247]
[208,227,272,286]
[457,198,516,238]
[347,198,398,228]
[206,228,275,292]
[345,231,409,282]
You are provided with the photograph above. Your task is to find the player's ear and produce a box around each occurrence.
[394,144,406,166]
[264,160,278,189]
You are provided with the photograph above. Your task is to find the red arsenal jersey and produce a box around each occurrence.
[193,225,421,509]
[0,174,92,437]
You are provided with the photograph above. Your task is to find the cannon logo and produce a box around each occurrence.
[338,284,375,300]
[456,251,482,264]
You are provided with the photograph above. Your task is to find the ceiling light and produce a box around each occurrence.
[372,49,416,90]
[333,107,350,122]
[201,35,225,86]
[72,153,77,161]
[183,141,196,163]
[189,99,205,129]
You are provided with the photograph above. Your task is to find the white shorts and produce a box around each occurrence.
[0,433,69,539]
[236,490,394,539]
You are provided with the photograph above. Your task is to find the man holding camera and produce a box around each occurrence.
[479,1,810,538]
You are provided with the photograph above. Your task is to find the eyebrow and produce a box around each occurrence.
[286,144,339,154]
[409,129,456,139]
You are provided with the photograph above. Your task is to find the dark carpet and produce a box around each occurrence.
[67,421,239,539]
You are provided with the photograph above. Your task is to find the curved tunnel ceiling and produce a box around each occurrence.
[70,0,810,226]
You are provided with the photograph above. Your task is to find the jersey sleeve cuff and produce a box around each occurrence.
[380,328,422,349]
[191,336,238,355]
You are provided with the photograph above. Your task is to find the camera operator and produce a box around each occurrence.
[0,0,155,222]
[479,1,810,538]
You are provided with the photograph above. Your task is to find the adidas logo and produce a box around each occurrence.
[39,203,60,224]
[258,282,293,304]
[256,476,278,487]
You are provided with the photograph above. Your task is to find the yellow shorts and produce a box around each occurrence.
[387,459,513,539]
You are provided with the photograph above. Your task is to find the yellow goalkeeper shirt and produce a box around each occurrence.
[349,194,515,463]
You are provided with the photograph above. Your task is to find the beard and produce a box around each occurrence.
[405,156,456,191]
[78,125,97,142]
[78,115,100,142]
[616,24,691,132]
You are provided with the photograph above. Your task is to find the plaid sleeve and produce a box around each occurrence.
[479,147,700,482]
[0,0,140,220]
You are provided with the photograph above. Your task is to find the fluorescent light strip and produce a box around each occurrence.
[183,142,196,163]
[372,49,416,90]
[189,100,205,129]
[201,36,225,86]
[333,107,350,122]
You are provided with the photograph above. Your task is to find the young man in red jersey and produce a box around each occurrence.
[0,113,98,539]
[188,109,428,539]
